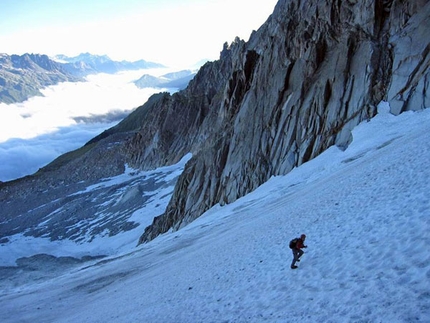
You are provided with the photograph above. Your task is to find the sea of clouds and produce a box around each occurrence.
[0,68,176,182]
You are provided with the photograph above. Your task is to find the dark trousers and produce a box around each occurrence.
[291,248,304,267]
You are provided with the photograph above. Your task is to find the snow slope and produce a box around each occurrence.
[0,154,192,267]
[1,102,429,322]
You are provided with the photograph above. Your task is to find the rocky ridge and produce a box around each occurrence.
[137,0,430,242]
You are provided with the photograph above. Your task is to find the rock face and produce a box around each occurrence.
[385,1,430,114]
[137,0,430,243]
[125,47,237,171]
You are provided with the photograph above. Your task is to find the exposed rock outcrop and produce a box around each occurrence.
[125,43,239,170]
[138,0,430,243]
[385,0,430,114]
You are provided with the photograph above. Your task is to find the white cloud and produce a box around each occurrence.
[0,69,172,182]
[0,122,125,181]
[0,69,168,142]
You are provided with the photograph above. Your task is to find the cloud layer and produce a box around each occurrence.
[0,69,171,182]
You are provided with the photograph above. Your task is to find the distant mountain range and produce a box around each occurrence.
[55,52,165,76]
[0,53,165,104]
[134,69,197,90]
[0,53,81,104]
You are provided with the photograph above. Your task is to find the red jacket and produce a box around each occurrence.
[295,238,306,249]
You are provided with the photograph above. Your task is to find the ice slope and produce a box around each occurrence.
[0,102,429,322]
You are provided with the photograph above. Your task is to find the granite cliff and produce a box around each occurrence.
[137,0,430,242]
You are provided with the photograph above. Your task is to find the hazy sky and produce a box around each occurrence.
[0,0,278,67]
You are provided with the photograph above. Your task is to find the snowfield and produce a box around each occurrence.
[1,102,430,322]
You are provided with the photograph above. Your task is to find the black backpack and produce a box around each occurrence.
[289,238,298,249]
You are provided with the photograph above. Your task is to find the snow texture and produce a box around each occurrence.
[0,102,429,322]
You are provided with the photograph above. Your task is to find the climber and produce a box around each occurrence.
[289,234,307,269]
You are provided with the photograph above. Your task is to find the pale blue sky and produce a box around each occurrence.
[0,0,278,67]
